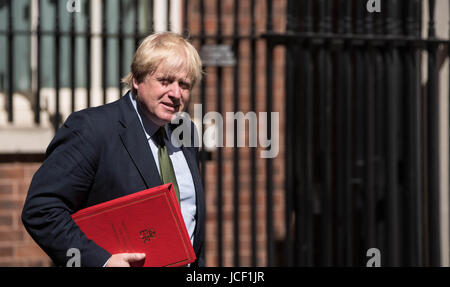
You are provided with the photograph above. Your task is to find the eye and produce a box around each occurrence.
[158,77,172,86]
[179,81,192,90]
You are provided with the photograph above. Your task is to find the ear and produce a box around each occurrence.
[132,77,139,90]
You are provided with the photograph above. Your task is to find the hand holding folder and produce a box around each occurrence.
[106,253,146,267]
[71,183,196,267]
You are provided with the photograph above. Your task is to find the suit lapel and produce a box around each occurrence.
[118,94,162,189]
[119,94,204,258]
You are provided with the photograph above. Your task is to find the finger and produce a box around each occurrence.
[123,253,146,262]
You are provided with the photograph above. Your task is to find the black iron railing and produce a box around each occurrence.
[272,0,449,267]
[0,0,150,130]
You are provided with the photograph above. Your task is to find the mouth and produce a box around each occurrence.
[161,102,180,112]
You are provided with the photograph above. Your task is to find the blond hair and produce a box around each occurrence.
[122,32,203,95]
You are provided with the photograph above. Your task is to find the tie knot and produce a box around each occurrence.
[154,127,166,147]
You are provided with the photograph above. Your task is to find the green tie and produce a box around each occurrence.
[154,127,180,205]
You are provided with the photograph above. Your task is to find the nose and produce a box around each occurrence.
[169,81,182,100]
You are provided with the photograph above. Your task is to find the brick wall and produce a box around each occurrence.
[187,0,287,266]
[0,163,52,266]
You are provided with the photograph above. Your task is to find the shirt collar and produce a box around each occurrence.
[129,92,169,139]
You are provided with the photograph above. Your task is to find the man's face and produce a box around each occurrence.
[133,66,192,126]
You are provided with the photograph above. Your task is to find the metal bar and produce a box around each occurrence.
[86,1,91,108]
[298,0,314,266]
[385,0,401,266]
[316,0,333,266]
[7,0,13,123]
[102,0,107,104]
[199,0,206,208]
[35,0,41,124]
[343,0,354,267]
[216,0,224,267]
[260,33,450,46]
[135,0,139,50]
[70,10,75,112]
[265,0,274,267]
[373,0,386,263]
[54,0,61,131]
[198,0,208,266]
[118,0,123,98]
[414,0,424,267]
[335,0,352,267]
[183,0,188,37]
[404,0,424,266]
[404,1,414,265]
[397,1,408,266]
[364,3,376,258]
[149,0,154,33]
[249,0,257,267]
[167,0,171,31]
[353,0,366,266]
[294,42,304,266]
[232,0,240,268]
[283,0,298,267]
[283,44,294,267]
[0,30,148,37]
[2,28,450,45]
[426,0,441,267]
[334,0,345,267]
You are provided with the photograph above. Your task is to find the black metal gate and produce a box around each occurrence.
[187,0,450,267]
[267,0,448,267]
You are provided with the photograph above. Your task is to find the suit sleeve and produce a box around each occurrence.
[190,121,206,267]
[21,111,111,267]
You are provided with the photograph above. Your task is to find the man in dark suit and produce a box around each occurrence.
[21,32,205,267]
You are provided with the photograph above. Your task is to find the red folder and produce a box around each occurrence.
[71,183,196,267]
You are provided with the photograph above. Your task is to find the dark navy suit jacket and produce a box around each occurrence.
[21,92,205,267]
